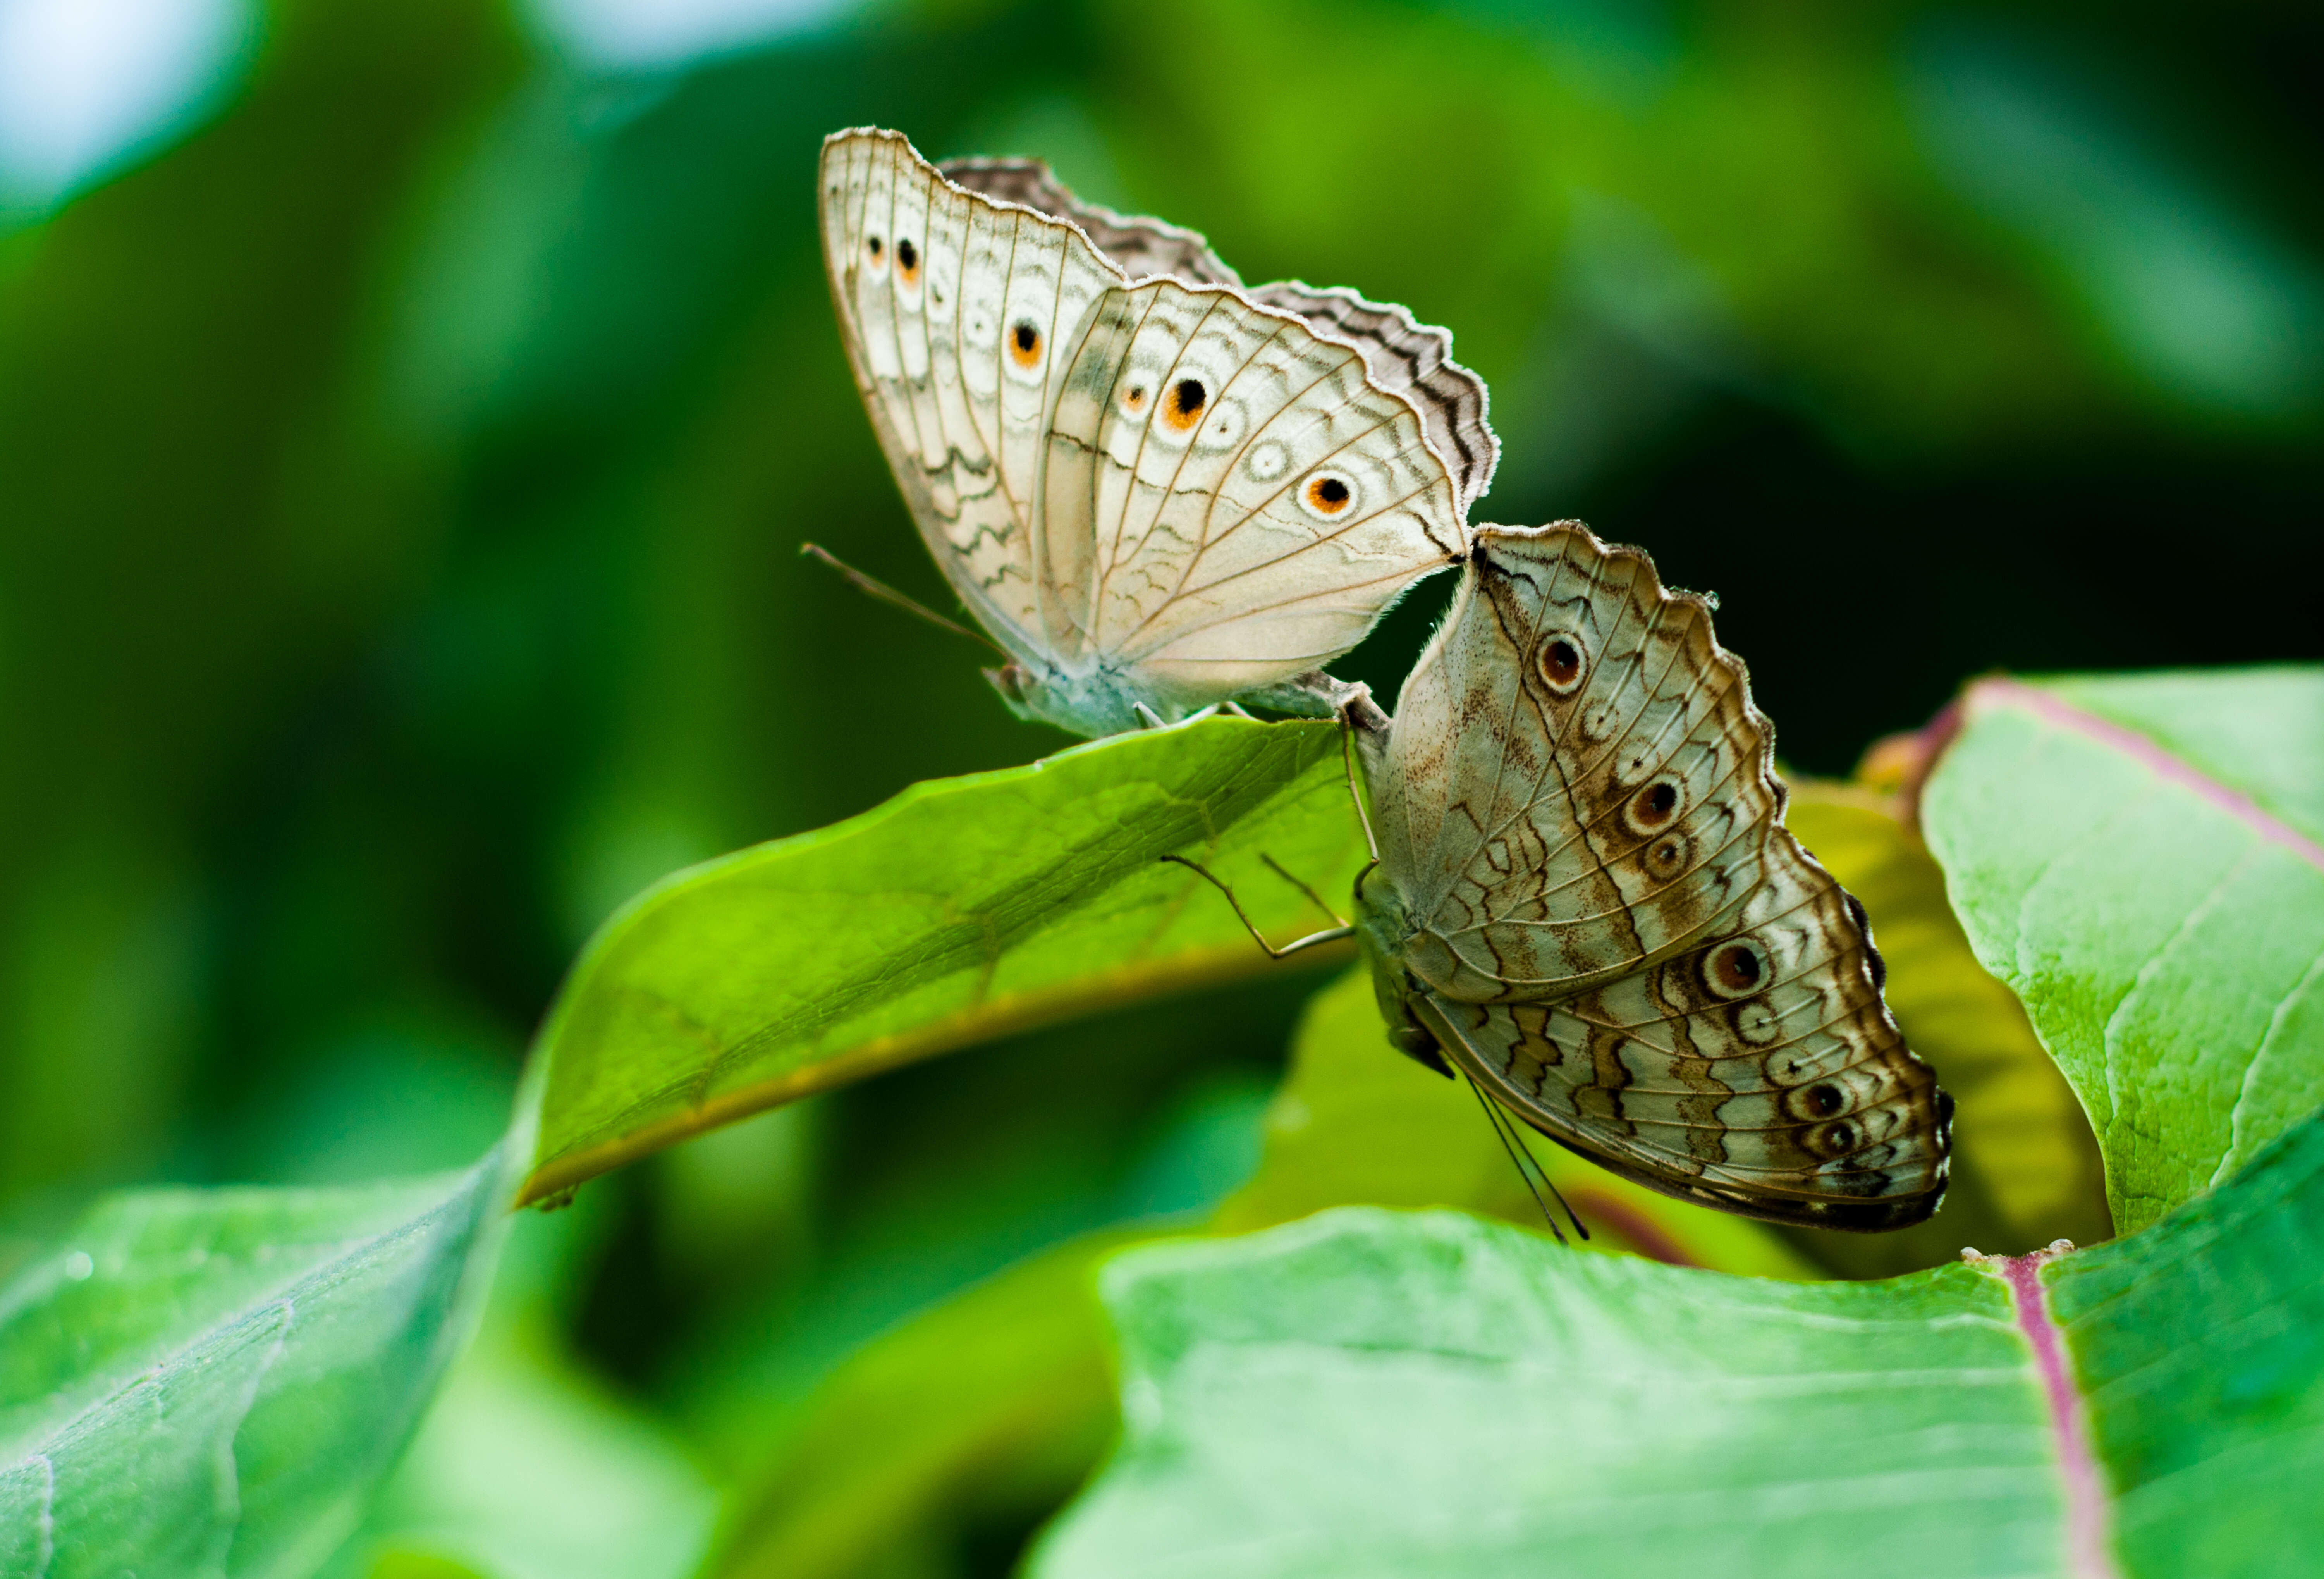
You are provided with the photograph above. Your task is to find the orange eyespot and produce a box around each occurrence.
[866,235,883,261]
[1305,475,1351,514]
[1162,377,1207,432]
[1122,383,1149,414]
[1009,321,1042,368]
[896,237,919,282]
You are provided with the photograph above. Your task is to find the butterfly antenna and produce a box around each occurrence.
[1465,1076,1564,1244]
[1502,1104,1589,1243]
[1260,853,1346,928]
[800,543,1007,658]
[1464,1076,1588,1243]
[1159,855,1354,960]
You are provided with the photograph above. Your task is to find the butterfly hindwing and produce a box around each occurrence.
[1077,285,1464,706]
[1387,527,1779,999]
[1245,282,1496,514]
[1369,522,1950,1228]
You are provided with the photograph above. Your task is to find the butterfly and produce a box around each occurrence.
[818,127,1497,736]
[1327,523,1953,1230]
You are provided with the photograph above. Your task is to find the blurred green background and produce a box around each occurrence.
[2,0,2319,1569]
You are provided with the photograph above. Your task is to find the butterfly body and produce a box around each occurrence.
[1350,523,1952,1230]
[821,127,1495,736]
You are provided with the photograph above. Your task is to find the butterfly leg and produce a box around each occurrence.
[1259,853,1347,927]
[1133,702,1168,730]
[1158,855,1354,960]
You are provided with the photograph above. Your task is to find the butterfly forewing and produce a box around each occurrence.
[1370,523,1950,1228]
[826,132,1037,654]
[820,127,1484,734]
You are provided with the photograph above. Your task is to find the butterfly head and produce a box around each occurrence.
[1352,873,1450,1076]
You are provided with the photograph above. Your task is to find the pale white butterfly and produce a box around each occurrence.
[818,127,1497,736]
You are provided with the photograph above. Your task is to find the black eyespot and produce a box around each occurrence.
[1163,377,1208,430]
[1301,474,1356,515]
[1808,1083,1845,1117]
[867,235,882,258]
[1630,778,1681,832]
[1826,1121,1857,1153]
[1010,320,1042,368]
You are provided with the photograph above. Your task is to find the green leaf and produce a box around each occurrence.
[701,774,2118,1569]
[1922,667,2324,1233]
[709,1230,1137,1579]
[523,719,1367,1203]
[706,962,1819,1577]
[0,1154,509,1578]
[1035,1109,2324,1578]
[339,1211,718,1579]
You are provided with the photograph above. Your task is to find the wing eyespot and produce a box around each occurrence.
[1815,1119,1860,1157]
[1244,440,1290,482]
[1642,832,1689,881]
[896,237,920,282]
[1730,998,1781,1046]
[1162,377,1207,432]
[1624,778,1682,835]
[1702,939,1765,999]
[1534,633,1587,695]
[1010,320,1043,368]
[1807,1082,1846,1117]
[1300,473,1357,519]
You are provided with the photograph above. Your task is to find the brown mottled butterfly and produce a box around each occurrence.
[1183,521,1953,1230]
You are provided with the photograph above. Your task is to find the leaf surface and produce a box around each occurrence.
[704,773,2123,1572]
[1923,668,2324,1232]
[0,1155,509,1579]
[523,719,1367,1202]
[337,1211,717,1579]
[706,953,1830,1579]
[1036,1111,2324,1579]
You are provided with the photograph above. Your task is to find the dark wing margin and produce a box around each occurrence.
[1246,282,1498,515]
[939,157,1243,287]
